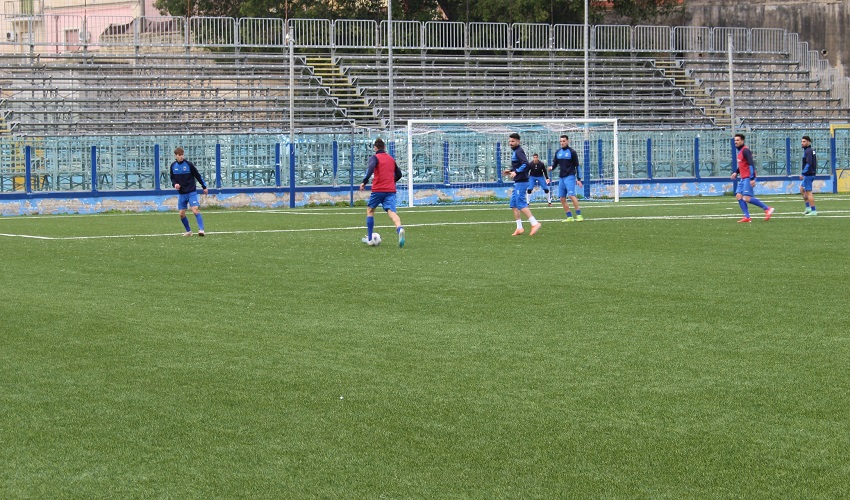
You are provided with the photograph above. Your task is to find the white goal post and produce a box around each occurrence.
[404,118,620,206]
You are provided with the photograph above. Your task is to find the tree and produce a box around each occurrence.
[153,0,243,17]
[434,0,585,24]
[235,0,438,22]
[608,0,685,26]
[153,0,680,26]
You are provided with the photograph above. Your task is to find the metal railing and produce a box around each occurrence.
[0,16,800,55]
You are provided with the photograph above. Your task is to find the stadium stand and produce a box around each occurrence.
[0,18,847,135]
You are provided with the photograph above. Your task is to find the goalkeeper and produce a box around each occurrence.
[526,153,552,206]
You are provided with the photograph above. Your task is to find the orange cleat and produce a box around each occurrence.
[737,217,752,223]
[530,223,541,236]
[512,228,525,236]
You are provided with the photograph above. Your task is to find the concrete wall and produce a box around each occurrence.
[684,0,850,78]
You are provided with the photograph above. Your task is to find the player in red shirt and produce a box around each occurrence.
[731,134,774,223]
[359,138,406,247]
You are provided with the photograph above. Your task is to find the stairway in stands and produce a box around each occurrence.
[305,56,383,128]
[655,59,731,128]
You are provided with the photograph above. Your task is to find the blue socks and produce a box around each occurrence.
[749,197,769,210]
[195,213,204,231]
[576,209,582,215]
[805,202,811,209]
[738,199,750,217]
[181,217,191,231]
[566,211,572,218]
[366,216,374,240]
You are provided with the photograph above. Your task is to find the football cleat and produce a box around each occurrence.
[575,214,584,221]
[805,210,818,216]
[512,228,525,236]
[737,217,752,223]
[764,207,774,221]
[563,216,574,223]
[182,231,192,236]
[530,223,541,236]
[198,230,205,237]
[398,228,405,248]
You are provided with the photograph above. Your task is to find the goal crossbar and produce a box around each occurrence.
[405,118,620,206]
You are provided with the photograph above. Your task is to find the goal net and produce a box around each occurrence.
[403,118,619,206]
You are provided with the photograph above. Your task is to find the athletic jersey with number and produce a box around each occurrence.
[735,145,755,179]
[510,145,529,182]
[363,150,402,193]
[528,160,548,178]
[551,147,580,179]
[169,160,206,194]
[802,146,817,176]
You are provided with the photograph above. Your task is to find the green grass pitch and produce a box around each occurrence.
[1,196,849,497]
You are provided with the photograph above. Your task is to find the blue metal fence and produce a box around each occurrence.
[0,128,839,200]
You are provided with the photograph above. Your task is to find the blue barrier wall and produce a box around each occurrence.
[0,128,843,215]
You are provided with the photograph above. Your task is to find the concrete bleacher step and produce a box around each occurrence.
[306,55,380,128]
[656,58,730,127]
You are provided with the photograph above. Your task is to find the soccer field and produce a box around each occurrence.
[1,196,849,497]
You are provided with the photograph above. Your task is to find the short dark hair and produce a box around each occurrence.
[509,133,520,140]
[373,138,385,150]
[532,153,539,157]
[560,135,569,141]
[802,135,812,143]
[735,133,745,142]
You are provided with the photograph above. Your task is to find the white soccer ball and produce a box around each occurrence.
[369,232,382,246]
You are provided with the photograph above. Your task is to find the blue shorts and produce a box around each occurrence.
[736,178,754,197]
[178,192,200,210]
[801,176,814,192]
[510,181,529,209]
[367,191,397,212]
[559,176,577,198]
[527,176,549,192]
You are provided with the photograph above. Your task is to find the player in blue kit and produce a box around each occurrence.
[169,147,208,236]
[800,135,818,215]
[504,133,541,236]
[731,134,774,223]
[549,135,584,222]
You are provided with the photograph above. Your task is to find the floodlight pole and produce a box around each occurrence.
[288,28,294,146]
[728,34,735,134]
[583,0,589,122]
[388,0,395,145]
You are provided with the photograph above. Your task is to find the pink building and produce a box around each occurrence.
[3,0,164,52]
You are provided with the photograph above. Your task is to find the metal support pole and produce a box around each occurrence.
[388,0,395,140]
[728,34,735,134]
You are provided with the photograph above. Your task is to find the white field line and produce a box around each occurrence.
[1,211,849,240]
[2,195,848,221]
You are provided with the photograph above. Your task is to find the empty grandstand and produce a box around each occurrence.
[1,18,848,135]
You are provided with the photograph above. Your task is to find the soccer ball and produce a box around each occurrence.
[369,232,382,246]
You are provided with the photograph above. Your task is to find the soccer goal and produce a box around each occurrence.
[403,118,619,206]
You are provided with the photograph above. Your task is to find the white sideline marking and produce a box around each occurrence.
[1,211,848,240]
[2,195,847,222]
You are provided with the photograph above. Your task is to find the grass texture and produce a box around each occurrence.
[1,196,849,498]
